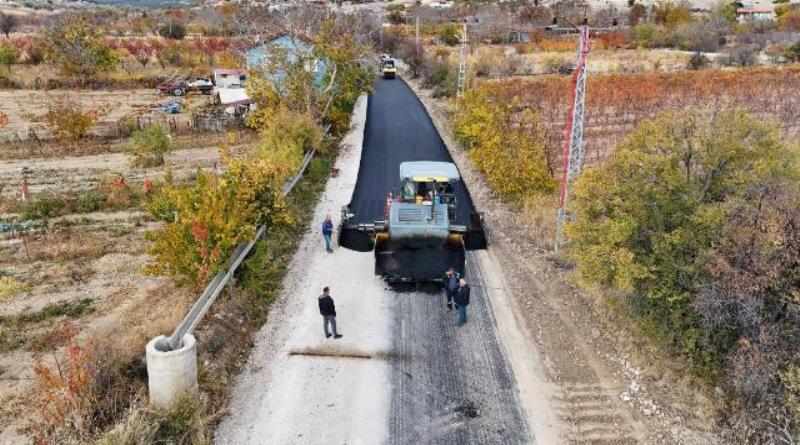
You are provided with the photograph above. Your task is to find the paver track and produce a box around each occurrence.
[388,253,529,444]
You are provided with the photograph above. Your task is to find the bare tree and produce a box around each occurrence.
[0,12,18,38]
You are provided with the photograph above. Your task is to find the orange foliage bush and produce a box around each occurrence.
[519,31,630,53]
[33,322,96,442]
[779,9,800,31]
[594,31,631,50]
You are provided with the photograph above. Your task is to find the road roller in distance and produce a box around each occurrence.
[380,58,397,79]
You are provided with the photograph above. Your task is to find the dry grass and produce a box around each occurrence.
[523,193,558,249]
[0,129,257,161]
[25,230,111,263]
[458,44,697,77]
[0,276,29,301]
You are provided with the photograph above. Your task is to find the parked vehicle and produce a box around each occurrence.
[157,78,213,96]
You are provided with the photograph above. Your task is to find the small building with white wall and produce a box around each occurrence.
[736,6,776,23]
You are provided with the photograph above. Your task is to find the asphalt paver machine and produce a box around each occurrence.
[340,161,486,282]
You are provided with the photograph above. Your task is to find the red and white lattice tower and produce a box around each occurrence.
[555,25,591,252]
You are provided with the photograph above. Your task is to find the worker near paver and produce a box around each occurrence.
[443,267,460,310]
[318,286,342,339]
[322,214,334,253]
[454,278,471,326]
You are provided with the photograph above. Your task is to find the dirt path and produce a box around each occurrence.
[215,95,394,444]
[409,78,724,444]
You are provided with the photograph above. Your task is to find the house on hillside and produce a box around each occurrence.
[428,1,454,9]
[245,34,328,89]
[736,6,776,22]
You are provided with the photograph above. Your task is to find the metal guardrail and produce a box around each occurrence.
[165,127,328,351]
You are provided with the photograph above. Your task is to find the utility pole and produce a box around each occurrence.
[554,24,591,252]
[415,15,420,56]
[456,22,467,98]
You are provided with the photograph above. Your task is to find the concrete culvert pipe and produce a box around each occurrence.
[146,334,198,409]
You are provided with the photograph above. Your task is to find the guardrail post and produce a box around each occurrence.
[145,334,198,408]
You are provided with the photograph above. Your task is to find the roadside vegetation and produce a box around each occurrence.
[566,109,800,442]
[445,66,800,445]
[0,6,373,444]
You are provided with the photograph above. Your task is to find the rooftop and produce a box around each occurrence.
[400,161,460,182]
[736,6,774,13]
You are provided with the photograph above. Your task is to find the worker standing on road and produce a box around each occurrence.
[319,287,343,339]
[322,214,334,253]
[443,267,460,310]
[454,278,471,326]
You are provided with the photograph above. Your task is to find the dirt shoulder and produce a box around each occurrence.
[409,78,725,444]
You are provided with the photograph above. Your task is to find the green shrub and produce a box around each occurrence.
[566,109,795,375]
[95,408,157,445]
[159,22,186,40]
[439,25,461,46]
[154,393,208,445]
[130,125,172,167]
[687,52,710,70]
[38,299,94,321]
[0,41,18,71]
[45,97,96,142]
[74,192,103,213]
[21,193,66,220]
[631,23,669,48]
[785,40,800,62]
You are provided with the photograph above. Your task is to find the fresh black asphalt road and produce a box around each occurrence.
[348,77,531,444]
[347,78,475,225]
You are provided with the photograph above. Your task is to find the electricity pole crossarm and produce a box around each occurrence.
[555,25,591,252]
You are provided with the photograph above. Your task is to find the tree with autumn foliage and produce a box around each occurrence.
[145,112,321,289]
[566,109,800,442]
[246,16,372,136]
[453,86,556,202]
[33,321,96,443]
[120,38,158,68]
[44,16,119,81]
[313,16,374,134]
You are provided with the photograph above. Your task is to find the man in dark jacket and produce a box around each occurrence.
[318,286,342,338]
[443,267,460,310]
[322,214,334,253]
[454,278,471,326]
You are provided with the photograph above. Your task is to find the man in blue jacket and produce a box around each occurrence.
[443,267,460,310]
[322,214,334,253]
